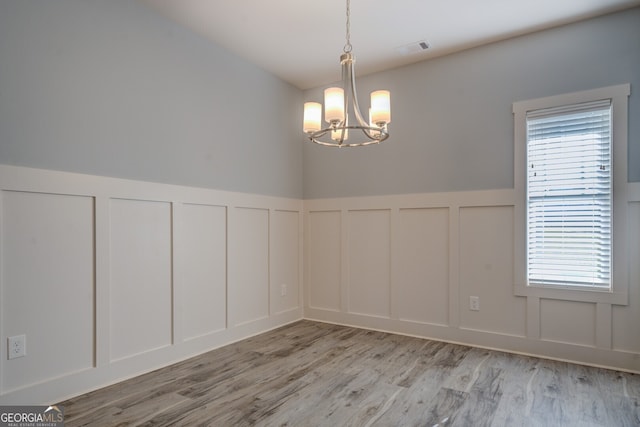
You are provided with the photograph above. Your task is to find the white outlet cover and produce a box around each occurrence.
[8,335,26,359]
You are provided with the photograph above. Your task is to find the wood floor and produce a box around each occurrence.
[60,320,640,426]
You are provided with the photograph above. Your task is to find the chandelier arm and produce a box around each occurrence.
[338,55,350,143]
[344,57,368,129]
[346,59,383,141]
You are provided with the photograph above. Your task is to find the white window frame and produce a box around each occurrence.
[513,84,630,304]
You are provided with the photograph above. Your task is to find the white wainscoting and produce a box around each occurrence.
[304,187,640,373]
[0,165,303,404]
[2,164,638,404]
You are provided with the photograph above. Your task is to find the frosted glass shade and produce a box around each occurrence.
[324,87,345,123]
[370,90,391,124]
[303,102,322,133]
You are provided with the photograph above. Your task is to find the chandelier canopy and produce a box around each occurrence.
[303,0,391,147]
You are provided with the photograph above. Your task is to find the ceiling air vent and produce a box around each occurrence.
[395,40,430,56]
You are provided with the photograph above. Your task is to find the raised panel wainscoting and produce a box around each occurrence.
[0,165,303,404]
[304,187,640,374]
[1,164,639,406]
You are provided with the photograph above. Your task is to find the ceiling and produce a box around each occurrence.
[139,0,640,90]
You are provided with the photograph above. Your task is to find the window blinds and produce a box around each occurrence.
[526,100,612,288]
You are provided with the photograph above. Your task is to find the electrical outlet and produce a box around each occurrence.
[469,296,480,311]
[8,335,26,360]
[281,284,287,297]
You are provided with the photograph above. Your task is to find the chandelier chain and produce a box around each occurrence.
[344,0,352,53]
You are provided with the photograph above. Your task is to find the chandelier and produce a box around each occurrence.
[303,0,391,147]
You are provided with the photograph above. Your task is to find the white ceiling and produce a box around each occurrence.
[139,0,640,89]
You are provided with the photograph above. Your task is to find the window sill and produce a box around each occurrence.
[514,283,628,305]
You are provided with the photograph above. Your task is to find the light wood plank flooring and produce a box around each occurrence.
[60,320,640,426]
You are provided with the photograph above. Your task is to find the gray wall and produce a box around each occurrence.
[0,0,303,198]
[303,8,640,199]
[1,2,637,200]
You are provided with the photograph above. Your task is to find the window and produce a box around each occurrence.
[513,84,630,304]
[526,101,612,289]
